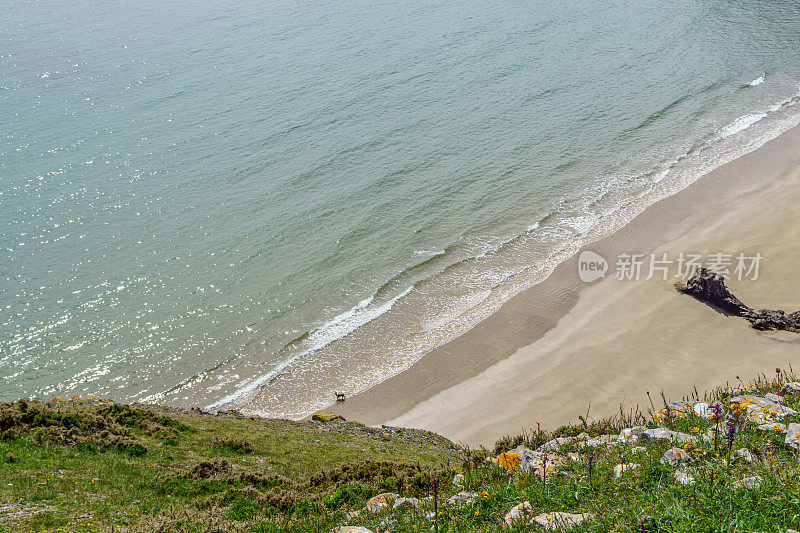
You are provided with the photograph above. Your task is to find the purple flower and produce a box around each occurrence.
[711,402,723,422]
[588,455,596,467]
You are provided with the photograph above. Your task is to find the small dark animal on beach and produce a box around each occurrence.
[335,392,346,403]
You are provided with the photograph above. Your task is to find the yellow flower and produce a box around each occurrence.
[481,491,489,500]
[691,426,699,433]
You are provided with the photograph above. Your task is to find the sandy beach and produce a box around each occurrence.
[327,121,800,447]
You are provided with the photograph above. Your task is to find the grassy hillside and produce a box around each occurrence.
[3,370,800,532]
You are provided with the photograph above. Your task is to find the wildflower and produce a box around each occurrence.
[481,491,489,500]
[711,402,723,422]
[542,452,549,484]
[691,426,699,433]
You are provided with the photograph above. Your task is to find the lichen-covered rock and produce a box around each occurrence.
[641,427,697,444]
[613,463,639,478]
[392,497,424,510]
[581,434,621,447]
[630,446,647,455]
[660,447,692,468]
[765,392,783,404]
[757,422,787,433]
[729,395,796,424]
[780,382,800,395]
[618,426,647,442]
[733,476,763,489]
[495,446,562,478]
[365,493,398,512]
[504,501,533,526]
[733,448,755,463]
[312,411,345,423]
[785,423,800,450]
[446,491,479,506]
[674,470,695,485]
[533,512,594,530]
[540,436,576,452]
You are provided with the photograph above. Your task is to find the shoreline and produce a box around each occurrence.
[326,120,800,446]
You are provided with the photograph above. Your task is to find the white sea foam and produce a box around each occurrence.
[749,75,765,86]
[718,112,768,139]
[206,285,413,410]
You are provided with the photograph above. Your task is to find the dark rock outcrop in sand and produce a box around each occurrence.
[676,268,800,332]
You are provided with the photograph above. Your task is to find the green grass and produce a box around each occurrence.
[4,371,800,531]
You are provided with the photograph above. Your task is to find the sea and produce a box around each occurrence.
[4,0,800,417]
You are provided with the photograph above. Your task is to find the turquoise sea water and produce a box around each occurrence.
[3,0,800,416]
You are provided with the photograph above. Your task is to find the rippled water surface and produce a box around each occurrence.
[3,0,800,414]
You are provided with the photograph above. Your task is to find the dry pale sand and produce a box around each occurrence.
[329,123,800,447]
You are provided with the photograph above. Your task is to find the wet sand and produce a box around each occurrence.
[327,122,800,446]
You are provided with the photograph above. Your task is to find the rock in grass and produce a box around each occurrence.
[674,470,695,485]
[729,395,796,424]
[733,476,763,489]
[392,497,424,510]
[660,447,692,468]
[446,491,480,506]
[500,446,562,477]
[334,528,375,533]
[780,381,800,395]
[532,511,594,530]
[365,493,398,512]
[452,473,465,486]
[757,422,787,433]
[786,423,800,450]
[641,427,697,444]
[733,448,755,463]
[312,411,345,423]
[765,392,783,403]
[619,426,647,442]
[613,463,639,478]
[504,501,533,526]
[540,436,576,452]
